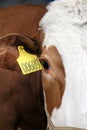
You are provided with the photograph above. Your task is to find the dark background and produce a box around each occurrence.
[0,0,54,8]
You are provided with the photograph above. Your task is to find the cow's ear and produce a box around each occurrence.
[0,33,41,72]
[0,33,42,55]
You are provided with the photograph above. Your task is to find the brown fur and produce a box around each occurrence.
[0,4,46,37]
[40,46,65,115]
[0,4,47,130]
[0,34,47,130]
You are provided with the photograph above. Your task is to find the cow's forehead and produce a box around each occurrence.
[39,0,87,51]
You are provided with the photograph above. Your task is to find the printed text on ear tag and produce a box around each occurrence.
[17,46,42,75]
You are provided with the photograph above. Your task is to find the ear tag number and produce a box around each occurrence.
[17,46,42,75]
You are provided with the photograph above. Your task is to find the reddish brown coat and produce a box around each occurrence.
[0,4,47,130]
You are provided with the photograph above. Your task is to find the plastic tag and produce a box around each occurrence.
[17,46,42,75]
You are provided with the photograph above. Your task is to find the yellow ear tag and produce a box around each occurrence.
[17,46,42,75]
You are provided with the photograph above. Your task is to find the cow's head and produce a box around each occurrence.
[0,33,47,130]
[39,0,87,129]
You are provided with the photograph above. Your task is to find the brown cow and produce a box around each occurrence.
[0,4,47,130]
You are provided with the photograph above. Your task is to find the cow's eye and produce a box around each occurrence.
[41,59,49,70]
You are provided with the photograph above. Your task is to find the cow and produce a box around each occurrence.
[0,4,47,130]
[1,2,86,130]
[39,0,87,130]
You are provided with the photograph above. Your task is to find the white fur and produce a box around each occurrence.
[40,0,87,129]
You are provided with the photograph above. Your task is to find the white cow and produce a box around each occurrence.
[39,0,87,129]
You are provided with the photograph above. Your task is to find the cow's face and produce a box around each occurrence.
[40,32,65,115]
[39,0,87,129]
